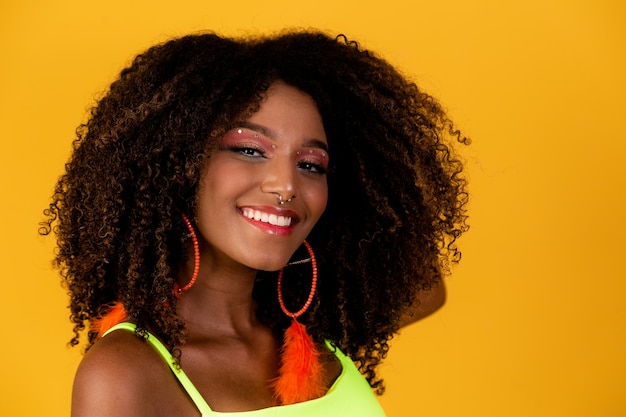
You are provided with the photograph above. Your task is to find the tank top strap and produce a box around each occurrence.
[103,323,386,416]
[103,322,214,416]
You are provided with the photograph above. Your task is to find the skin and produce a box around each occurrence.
[71,82,445,416]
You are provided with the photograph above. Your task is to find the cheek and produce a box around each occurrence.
[196,163,235,214]
[307,182,329,221]
[200,159,251,199]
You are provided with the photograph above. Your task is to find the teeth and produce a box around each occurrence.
[242,208,292,227]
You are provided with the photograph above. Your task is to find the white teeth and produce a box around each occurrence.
[242,208,292,227]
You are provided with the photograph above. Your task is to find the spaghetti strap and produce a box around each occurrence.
[102,322,386,416]
[103,322,214,416]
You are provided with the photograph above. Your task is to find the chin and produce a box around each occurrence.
[254,260,289,273]
[250,251,296,273]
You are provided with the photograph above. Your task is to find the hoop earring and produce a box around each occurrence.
[173,213,200,298]
[271,240,325,405]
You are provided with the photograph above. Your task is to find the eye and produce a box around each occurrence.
[229,145,266,158]
[297,161,328,175]
[296,148,329,175]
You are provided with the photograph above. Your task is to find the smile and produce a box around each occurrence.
[241,208,293,227]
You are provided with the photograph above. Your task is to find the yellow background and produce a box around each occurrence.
[1,0,624,416]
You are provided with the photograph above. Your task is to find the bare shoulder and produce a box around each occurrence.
[71,329,194,417]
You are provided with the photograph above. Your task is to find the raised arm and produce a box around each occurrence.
[399,281,446,328]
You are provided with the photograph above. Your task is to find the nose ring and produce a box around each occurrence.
[278,194,295,205]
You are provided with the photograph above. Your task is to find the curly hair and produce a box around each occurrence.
[41,30,469,394]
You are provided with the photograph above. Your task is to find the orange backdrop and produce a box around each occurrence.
[1,1,624,416]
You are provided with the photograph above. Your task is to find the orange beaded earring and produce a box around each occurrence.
[92,213,200,338]
[173,213,200,298]
[272,240,325,405]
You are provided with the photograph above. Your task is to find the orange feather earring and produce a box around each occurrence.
[271,240,325,405]
[91,213,199,339]
[92,301,127,339]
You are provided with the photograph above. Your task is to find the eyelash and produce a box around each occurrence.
[229,145,265,158]
[227,145,328,175]
[298,161,328,175]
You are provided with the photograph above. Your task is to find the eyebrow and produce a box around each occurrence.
[238,121,329,153]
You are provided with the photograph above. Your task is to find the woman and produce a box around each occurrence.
[41,31,469,416]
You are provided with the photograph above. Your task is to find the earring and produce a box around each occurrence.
[277,240,317,318]
[271,240,325,405]
[91,213,199,338]
[92,301,127,340]
[173,213,200,298]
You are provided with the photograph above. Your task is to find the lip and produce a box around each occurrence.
[238,205,300,236]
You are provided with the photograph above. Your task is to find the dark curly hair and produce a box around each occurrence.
[41,30,469,394]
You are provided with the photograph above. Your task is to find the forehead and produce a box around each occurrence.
[244,82,328,144]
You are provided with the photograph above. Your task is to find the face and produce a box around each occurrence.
[195,82,329,272]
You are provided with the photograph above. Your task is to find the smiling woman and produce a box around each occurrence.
[197,82,329,268]
[40,31,469,416]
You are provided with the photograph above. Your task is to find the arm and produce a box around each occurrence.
[398,280,446,328]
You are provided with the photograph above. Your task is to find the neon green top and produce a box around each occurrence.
[104,322,386,416]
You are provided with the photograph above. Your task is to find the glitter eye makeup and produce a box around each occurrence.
[221,127,272,152]
[295,147,329,175]
[236,128,259,138]
[223,124,329,175]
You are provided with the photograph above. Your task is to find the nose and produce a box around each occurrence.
[260,157,297,203]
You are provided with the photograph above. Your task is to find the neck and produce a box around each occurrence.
[175,257,265,339]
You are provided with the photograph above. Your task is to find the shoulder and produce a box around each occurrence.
[71,329,192,417]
